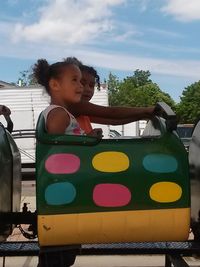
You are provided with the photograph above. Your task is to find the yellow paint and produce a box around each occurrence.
[150,182,182,203]
[38,208,190,246]
[92,151,129,172]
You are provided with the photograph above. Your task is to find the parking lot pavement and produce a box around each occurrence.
[0,256,37,267]
[0,255,164,267]
[74,255,165,267]
[6,181,37,242]
[1,255,200,267]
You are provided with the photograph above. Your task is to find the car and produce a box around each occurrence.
[176,124,194,152]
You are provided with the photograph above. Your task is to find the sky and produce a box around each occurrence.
[0,0,200,102]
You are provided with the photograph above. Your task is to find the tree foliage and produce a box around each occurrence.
[107,72,120,106]
[17,67,37,86]
[108,69,175,108]
[176,81,200,123]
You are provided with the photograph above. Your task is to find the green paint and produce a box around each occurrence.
[36,115,190,216]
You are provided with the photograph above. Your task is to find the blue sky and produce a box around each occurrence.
[0,0,200,102]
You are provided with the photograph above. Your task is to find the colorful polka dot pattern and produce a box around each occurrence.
[45,182,76,205]
[45,153,80,174]
[44,152,182,207]
[92,151,129,172]
[93,184,131,207]
[149,182,182,203]
[143,154,178,173]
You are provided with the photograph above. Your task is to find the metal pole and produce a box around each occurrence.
[165,255,171,267]
[2,256,5,267]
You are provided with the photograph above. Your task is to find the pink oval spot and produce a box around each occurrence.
[45,153,80,174]
[93,183,131,207]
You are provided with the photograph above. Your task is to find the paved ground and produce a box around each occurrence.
[2,181,200,267]
[7,182,36,242]
[0,255,165,267]
[1,255,200,267]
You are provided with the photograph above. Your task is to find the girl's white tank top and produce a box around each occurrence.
[42,104,85,135]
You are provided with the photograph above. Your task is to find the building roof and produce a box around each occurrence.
[0,80,16,88]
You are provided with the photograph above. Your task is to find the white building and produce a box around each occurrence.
[0,82,145,162]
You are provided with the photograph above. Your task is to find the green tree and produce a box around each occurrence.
[107,72,121,106]
[108,69,175,108]
[125,69,152,87]
[17,67,37,86]
[176,81,200,123]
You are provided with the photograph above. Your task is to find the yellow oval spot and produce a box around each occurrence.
[92,151,129,172]
[149,182,182,203]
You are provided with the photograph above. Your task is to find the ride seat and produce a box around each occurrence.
[0,122,21,241]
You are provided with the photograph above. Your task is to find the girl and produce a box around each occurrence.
[34,58,85,266]
[33,58,83,135]
[72,63,157,133]
[76,65,100,134]
[33,58,99,137]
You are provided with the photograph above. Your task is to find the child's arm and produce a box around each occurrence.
[46,108,70,134]
[69,102,155,121]
[90,117,145,125]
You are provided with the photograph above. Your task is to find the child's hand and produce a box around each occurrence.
[0,105,11,117]
[88,128,103,139]
[146,106,162,119]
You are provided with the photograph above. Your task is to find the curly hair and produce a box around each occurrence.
[33,57,81,94]
[79,65,100,90]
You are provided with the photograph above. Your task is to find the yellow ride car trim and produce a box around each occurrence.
[38,208,190,246]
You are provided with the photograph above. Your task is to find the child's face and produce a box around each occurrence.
[81,71,95,102]
[58,64,83,104]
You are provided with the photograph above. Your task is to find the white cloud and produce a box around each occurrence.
[1,0,200,82]
[110,21,142,42]
[7,0,19,6]
[113,30,138,42]
[162,0,200,22]
[138,0,150,12]
[1,39,200,80]
[147,27,183,39]
[12,0,126,44]
[0,22,13,35]
[125,0,150,12]
[77,50,200,79]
